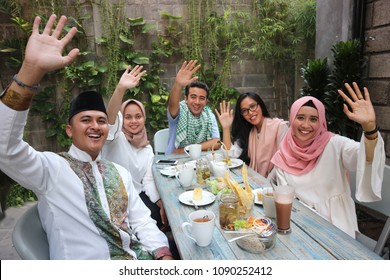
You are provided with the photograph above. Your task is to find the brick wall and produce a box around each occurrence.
[364,0,390,163]
[316,0,390,163]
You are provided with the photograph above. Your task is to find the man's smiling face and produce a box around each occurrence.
[66,110,108,160]
[184,87,208,117]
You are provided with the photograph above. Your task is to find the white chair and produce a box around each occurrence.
[153,128,169,155]
[350,165,390,259]
[12,203,50,259]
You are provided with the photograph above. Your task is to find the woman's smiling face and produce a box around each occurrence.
[123,103,145,134]
[240,97,264,129]
[292,106,320,143]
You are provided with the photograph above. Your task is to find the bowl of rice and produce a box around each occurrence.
[234,217,277,253]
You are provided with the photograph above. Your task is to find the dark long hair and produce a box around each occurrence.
[231,92,271,164]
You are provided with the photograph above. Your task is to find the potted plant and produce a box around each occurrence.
[301,39,366,140]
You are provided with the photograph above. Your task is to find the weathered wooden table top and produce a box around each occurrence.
[152,153,381,260]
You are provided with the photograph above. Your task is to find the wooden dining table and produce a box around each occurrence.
[152,153,382,260]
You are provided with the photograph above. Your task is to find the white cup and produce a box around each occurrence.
[184,144,202,160]
[176,166,194,188]
[181,210,215,247]
[212,161,228,177]
[262,187,276,218]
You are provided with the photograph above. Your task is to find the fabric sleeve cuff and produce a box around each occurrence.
[153,246,172,260]
[107,113,122,141]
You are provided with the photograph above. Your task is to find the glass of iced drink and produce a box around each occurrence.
[273,184,295,234]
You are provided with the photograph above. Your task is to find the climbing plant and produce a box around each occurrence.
[0,0,317,208]
[0,3,108,150]
[6,183,37,207]
[184,0,251,109]
[95,5,175,131]
[243,0,315,60]
[1,0,178,143]
[177,0,316,112]
[0,0,316,142]
[96,0,127,96]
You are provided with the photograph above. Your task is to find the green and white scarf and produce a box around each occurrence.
[175,100,213,148]
[59,153,153,260]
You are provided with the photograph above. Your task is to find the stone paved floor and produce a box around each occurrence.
[0,202,36,260]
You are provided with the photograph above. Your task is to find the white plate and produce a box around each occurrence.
[160,166,176,177]
[188,158,244,169]
[252,188,263,205]
[228,158,244,169]
[178,190,216,206]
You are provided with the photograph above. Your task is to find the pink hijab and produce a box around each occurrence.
[120,99,148,148]
[271,96,334,175]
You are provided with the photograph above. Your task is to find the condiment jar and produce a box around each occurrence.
[219,193,239,230]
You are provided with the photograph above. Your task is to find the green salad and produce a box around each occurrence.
[206,179,232,195]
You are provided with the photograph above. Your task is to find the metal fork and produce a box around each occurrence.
[188,199,199,209]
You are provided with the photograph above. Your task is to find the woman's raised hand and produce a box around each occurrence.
[215,100,234,129]
[337,82,376,132]
[118,65,147,90]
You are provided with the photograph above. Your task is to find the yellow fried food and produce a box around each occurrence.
[222,158,232,166]
[241,163,253,199]
[226,178,252,209]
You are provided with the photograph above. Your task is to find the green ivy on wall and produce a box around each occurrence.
[0,0,316,145]
[177,0,316,111]
[0,0,316,207]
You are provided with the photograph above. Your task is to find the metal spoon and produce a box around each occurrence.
[227,233,257,242]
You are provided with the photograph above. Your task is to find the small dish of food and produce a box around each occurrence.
[230,216,277,254]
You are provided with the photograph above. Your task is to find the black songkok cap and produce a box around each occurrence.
[68,91,107,122]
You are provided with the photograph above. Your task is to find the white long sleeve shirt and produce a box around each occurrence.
[0,101,169,259]
[101,112,160,203]
[274,134,385,238]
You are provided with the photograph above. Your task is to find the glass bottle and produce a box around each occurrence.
[196,157,210,184]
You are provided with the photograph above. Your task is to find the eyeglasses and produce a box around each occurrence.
[240,103,259,116]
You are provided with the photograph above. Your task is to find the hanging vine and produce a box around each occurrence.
[0,0,316,143]
[97,0,126,96]
[186,1,249,109]
[189,0,203,61]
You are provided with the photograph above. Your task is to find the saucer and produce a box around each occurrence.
[160,166,176,177]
